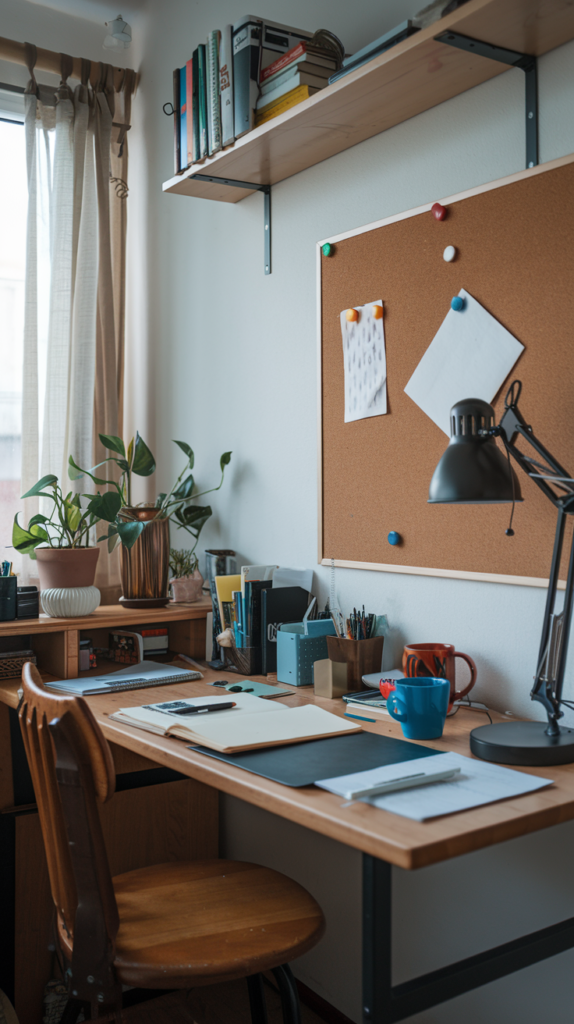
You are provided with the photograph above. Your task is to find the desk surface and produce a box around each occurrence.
[2,665,574,870]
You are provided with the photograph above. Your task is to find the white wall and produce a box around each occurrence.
[134,3,574,1019]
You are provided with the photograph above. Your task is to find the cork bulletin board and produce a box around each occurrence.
[318,154,574,587]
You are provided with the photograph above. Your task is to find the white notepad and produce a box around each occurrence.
[316,752,553,821]
[110,696,360,753]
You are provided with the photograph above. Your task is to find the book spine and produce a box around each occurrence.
[232,18,261,139]
[243,581,252,645]
[192,50,200,162]
[197,44,208,159]
[254,86,313,128]
[179,66,187,170]
[219,23,235,147]
[185,58,193,166]
[173,68,180,172]
[260,41,306,82]
[257,76,323,111]
[207,30,222,156]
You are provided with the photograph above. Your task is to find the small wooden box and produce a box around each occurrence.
[313,658,349,699]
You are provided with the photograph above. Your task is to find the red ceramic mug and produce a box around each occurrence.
[402,643,477,710]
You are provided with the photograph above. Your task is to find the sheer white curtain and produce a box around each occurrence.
[20,49,135,598]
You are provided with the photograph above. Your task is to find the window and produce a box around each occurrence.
[0,87,26,572]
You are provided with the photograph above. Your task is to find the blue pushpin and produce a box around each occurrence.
[451,295,465,311]
[322,243,334,257]
[388,531,401,546]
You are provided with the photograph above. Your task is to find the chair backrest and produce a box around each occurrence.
[19,662,117,944]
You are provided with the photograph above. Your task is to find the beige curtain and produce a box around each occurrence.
[21,47,136,603]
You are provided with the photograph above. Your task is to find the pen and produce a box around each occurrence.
[171,701,236,716]
[342,766,461,802]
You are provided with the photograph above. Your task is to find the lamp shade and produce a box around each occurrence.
[428,398,522,504]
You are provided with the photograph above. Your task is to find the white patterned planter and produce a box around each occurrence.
[41,586,101,618]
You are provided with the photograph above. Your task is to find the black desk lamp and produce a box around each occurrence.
[429,381,574,766]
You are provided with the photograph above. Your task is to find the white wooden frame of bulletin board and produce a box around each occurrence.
[316,153,574,592]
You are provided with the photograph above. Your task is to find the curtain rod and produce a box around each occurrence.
[0,35,139,92]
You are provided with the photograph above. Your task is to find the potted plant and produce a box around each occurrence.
[12,474,121,616]
[71,433,231,608]
[169,548,204,603]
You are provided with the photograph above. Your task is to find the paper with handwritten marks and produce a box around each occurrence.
[340,300,387,423]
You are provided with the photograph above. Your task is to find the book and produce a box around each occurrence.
[344,704,391,723]
[261,586,310,674]
[244,579,272,646]
[109,630,143,664]
[197,43,208,159]
[185,57,193,166]
[232,16,314,139]
[329,20,419,84]
[172,68,180,172]
[135,627,169,652]
[179,64,188,170]
[206,29,222,156]
[256,70,328,109]
[260,41,338,83]
[241,564,277,594]
[219,24,235,147]
[109,694,360,753]
[45,660,203,696]
[259,61,332,94]
[214,574,242,631]
[254,86,319,128]
[191,49,200,161]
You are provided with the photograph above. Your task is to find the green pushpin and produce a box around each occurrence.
[322,243,334,257]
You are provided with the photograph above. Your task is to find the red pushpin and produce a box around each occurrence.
[431,202,446,221]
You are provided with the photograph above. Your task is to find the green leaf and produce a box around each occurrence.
[131,433,156,477]
[27,514,49,526]
[174,504,212,535]
[99,434,126,457]
[12,514,48,552]
[117,520,145,550]
[107,532,120,553]
[116,459,130,473]
[64,500,83,533]
[87,490,122,523]
[68,454,114,486]
[21,474,58,499]
[173,474,194,500]
[220,451,232,471]
[173,440,194,468]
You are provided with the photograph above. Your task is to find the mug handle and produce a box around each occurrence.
[453,651,477,701]
[387,692,407,722]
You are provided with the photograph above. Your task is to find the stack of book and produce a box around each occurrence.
[172,19,344,173]
[254,39,341,127]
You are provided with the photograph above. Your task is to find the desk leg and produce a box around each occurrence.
[363,852,574,1023]
[362,854,392,1023]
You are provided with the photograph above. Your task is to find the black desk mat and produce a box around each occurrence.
[189,731,439,787]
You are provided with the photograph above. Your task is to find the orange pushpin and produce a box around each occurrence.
[372,304,383,320]
[346,308,359,322]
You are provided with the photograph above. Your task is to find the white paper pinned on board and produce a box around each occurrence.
[340,300,387,423]
[404,289,524,435]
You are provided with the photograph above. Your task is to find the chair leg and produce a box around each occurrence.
[246,973,269,1024]
[271,964,302,1024]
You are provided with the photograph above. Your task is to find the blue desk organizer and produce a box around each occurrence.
[276,619,336,687]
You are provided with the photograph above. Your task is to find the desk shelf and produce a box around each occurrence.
[162,0,574,204]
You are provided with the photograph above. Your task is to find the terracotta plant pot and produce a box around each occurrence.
[119,507,170,607]
[35,547,100,590]
[170,570,204,603]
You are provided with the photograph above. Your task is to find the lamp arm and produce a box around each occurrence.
[496,389,574,734]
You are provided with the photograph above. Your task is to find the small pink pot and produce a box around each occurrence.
[170,570,204,603]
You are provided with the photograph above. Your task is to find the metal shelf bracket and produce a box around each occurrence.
[435,31,538,169]
[190,174,272,274]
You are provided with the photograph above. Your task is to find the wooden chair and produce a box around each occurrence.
[19,663,325,1023]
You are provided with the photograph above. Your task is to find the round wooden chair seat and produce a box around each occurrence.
[60,859,325,989]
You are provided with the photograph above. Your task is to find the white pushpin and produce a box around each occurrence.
[443,245,456,262]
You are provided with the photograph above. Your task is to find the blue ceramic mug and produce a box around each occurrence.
[387,677,450,740]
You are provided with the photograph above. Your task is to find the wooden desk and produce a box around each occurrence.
[2,663,574,1023]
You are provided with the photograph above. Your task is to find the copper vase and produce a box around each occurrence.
[119,508,170,608]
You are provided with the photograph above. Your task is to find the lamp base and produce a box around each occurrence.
[470,721,574,766]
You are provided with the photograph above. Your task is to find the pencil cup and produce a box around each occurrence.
[325,636,384,692]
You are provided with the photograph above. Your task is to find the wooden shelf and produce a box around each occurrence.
[162,0,574,204]
[0,599,212,636]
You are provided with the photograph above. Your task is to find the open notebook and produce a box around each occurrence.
[109,693,360,753]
